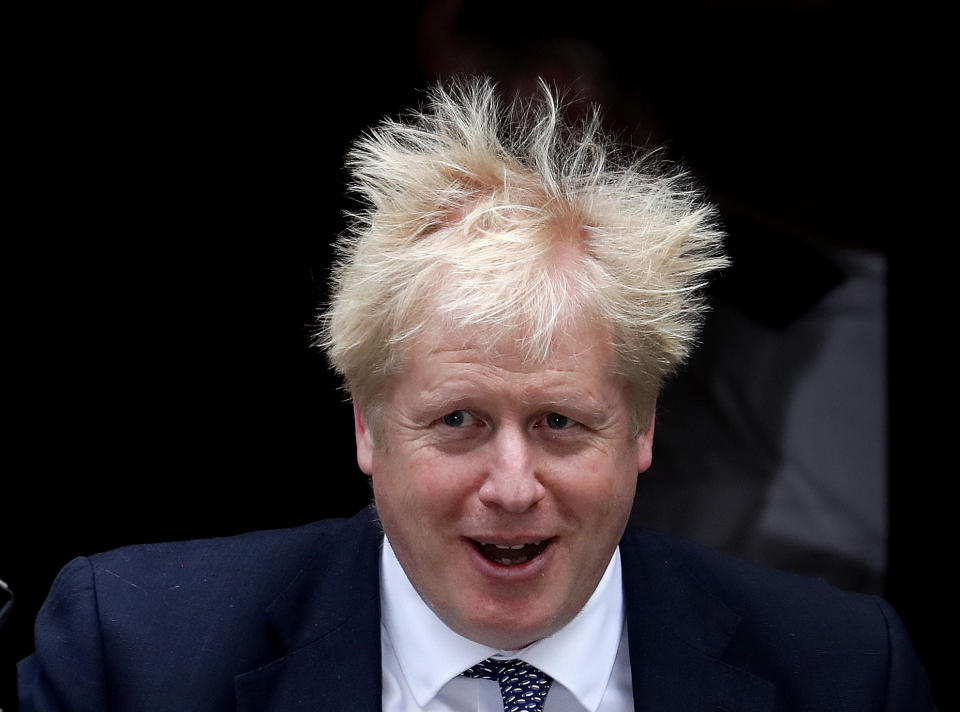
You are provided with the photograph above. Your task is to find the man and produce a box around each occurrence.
[19,79,934,710]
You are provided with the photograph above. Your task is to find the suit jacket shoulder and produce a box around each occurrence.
[619,526,936,711]
[19,509,384,712]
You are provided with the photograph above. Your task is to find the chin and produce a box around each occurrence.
[455,597,565,650]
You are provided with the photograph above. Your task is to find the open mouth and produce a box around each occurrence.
[471,539,553,566]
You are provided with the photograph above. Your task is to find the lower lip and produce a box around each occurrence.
[463,538,556,582]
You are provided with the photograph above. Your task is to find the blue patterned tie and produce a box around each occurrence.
[462,657,554,711]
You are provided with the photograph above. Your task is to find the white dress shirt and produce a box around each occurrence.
[380,536,633,711]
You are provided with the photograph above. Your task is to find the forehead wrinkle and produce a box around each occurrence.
[421,341,604,376]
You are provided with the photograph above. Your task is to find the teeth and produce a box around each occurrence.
[475,539,550,566]
[482,541,543,549]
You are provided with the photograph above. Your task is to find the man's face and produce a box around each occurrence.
[354,324,653,650]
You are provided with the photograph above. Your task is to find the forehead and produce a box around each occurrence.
[392,320,624,405]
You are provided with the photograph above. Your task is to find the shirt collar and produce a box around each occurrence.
[380,535,625,712]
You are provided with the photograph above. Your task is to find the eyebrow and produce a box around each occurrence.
[416,392,470,414]
[533,395,613,425]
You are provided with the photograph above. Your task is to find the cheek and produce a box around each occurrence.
[374,446,474,521]
[557,449,638,519]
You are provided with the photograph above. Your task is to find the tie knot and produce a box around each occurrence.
[462,657,554,712]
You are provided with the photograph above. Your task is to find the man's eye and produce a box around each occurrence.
[544,413,575,430]
[441,410,472,427]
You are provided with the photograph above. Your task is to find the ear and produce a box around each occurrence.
[353,400,375,476]
[636,406,656,474]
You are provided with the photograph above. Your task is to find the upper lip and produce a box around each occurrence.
[466,536,555,546]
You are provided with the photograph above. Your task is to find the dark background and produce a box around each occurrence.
[4,1,944,708]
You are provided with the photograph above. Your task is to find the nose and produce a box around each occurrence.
[478,426,546,513]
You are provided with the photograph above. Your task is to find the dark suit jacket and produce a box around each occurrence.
[19,507,934,711]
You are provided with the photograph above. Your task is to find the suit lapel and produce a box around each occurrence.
[620,528,776,712]
[235,508,384,711]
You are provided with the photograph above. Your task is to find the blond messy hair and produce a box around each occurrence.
[319,78,727,432]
